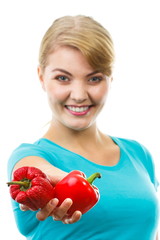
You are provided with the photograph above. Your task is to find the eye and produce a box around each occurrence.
[55,75,69,82]
[88,76,103,83]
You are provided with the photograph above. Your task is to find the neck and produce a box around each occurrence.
[43,120,104,149]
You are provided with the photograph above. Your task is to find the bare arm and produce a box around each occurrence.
[13,156,66,183]
[13,156,82,224]
[156,233,158,240]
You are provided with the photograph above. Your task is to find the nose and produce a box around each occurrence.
[70,81,88,103]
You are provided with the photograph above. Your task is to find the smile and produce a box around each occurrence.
[65,105,93,116]
[66,106,89,112]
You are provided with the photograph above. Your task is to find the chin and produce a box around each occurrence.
[64,122,93,132]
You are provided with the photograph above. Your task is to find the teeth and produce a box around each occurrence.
[67,106,89,112]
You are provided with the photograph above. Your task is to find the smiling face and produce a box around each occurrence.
[38,46,111,131]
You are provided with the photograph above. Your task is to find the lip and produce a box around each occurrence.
[65,105,92,107]
[65,105,93,116]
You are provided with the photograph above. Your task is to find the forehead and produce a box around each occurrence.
[46,46,94,72]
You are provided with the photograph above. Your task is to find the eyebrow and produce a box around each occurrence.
[51,68,101,77]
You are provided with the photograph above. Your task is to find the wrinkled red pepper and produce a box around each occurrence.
[54,170,101,216]
[7,166,54,210]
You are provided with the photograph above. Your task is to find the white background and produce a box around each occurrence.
[0,0,160,239]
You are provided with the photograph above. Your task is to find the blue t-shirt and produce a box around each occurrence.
[7,137,159,240]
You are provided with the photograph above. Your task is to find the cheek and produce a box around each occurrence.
[91,84,109,103]
[46,86,69,103]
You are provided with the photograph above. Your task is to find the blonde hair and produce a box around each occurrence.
[39,15,115,76]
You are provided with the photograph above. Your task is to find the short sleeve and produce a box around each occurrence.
[138,143,159,191]
[7,143,52,180]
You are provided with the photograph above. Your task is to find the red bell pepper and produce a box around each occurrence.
[54,170,101,216]
[7,166,54,210]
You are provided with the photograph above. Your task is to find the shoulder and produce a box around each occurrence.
[111,136,151,157]
[9,139,52,160]
[7,139,53,179]
[111,136,158,188]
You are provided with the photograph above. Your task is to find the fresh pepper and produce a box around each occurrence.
[7,166,54,210]
[54,170,101,216]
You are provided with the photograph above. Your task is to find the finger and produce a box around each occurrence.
[20,204,30,211]
[63,210,82,224]
[52,198,73,221]
[36,198,59,221]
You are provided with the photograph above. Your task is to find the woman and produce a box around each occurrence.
[8,15,159,240]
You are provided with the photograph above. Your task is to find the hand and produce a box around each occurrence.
[20,198,82,224]
[37,198,82,224]
[20,171,82,224]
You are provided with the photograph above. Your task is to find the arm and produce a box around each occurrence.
[13,156,82,224]
[156,233,158,240]
[13,155,66,183]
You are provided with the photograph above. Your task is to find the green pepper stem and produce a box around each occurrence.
[87,172,101,185]
[7,181,30,189]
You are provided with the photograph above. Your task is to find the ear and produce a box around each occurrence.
[37,66,46,91]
